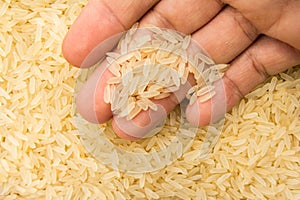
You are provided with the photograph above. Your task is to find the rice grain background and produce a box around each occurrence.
[0,0,299,199]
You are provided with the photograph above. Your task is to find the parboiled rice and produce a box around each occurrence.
[104,24,228,120]
[0,0,300,199]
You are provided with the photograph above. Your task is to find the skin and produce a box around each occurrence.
[63,0,300,140]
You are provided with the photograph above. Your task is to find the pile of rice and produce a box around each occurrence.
[1,0,299,199]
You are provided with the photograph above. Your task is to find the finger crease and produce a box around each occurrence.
[215,0,225,8]
[223,73,244,98]
[232,9,258,42]
[245,49,269,81]
[101,1,127,30]
[151,8,176,30]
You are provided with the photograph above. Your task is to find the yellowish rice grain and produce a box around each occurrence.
[1,0,300,199]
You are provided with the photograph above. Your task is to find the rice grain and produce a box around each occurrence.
[1,1,300,199]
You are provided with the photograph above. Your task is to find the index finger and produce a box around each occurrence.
[62,0,159,67]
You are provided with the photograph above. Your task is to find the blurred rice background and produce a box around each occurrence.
[0,0,299,199]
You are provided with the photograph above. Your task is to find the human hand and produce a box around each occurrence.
[63,0,300,139]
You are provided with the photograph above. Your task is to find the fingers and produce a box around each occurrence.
[62,0,159,67]
[74,0,223,128]
[111,6,259,139]
[186,36,300,126]
[140,0,224,34]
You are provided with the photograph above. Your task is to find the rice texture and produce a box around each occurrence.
[0,0,300,199]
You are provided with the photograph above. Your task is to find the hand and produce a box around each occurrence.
[63,0,300,140]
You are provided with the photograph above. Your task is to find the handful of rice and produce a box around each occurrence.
[103,24,228,120]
